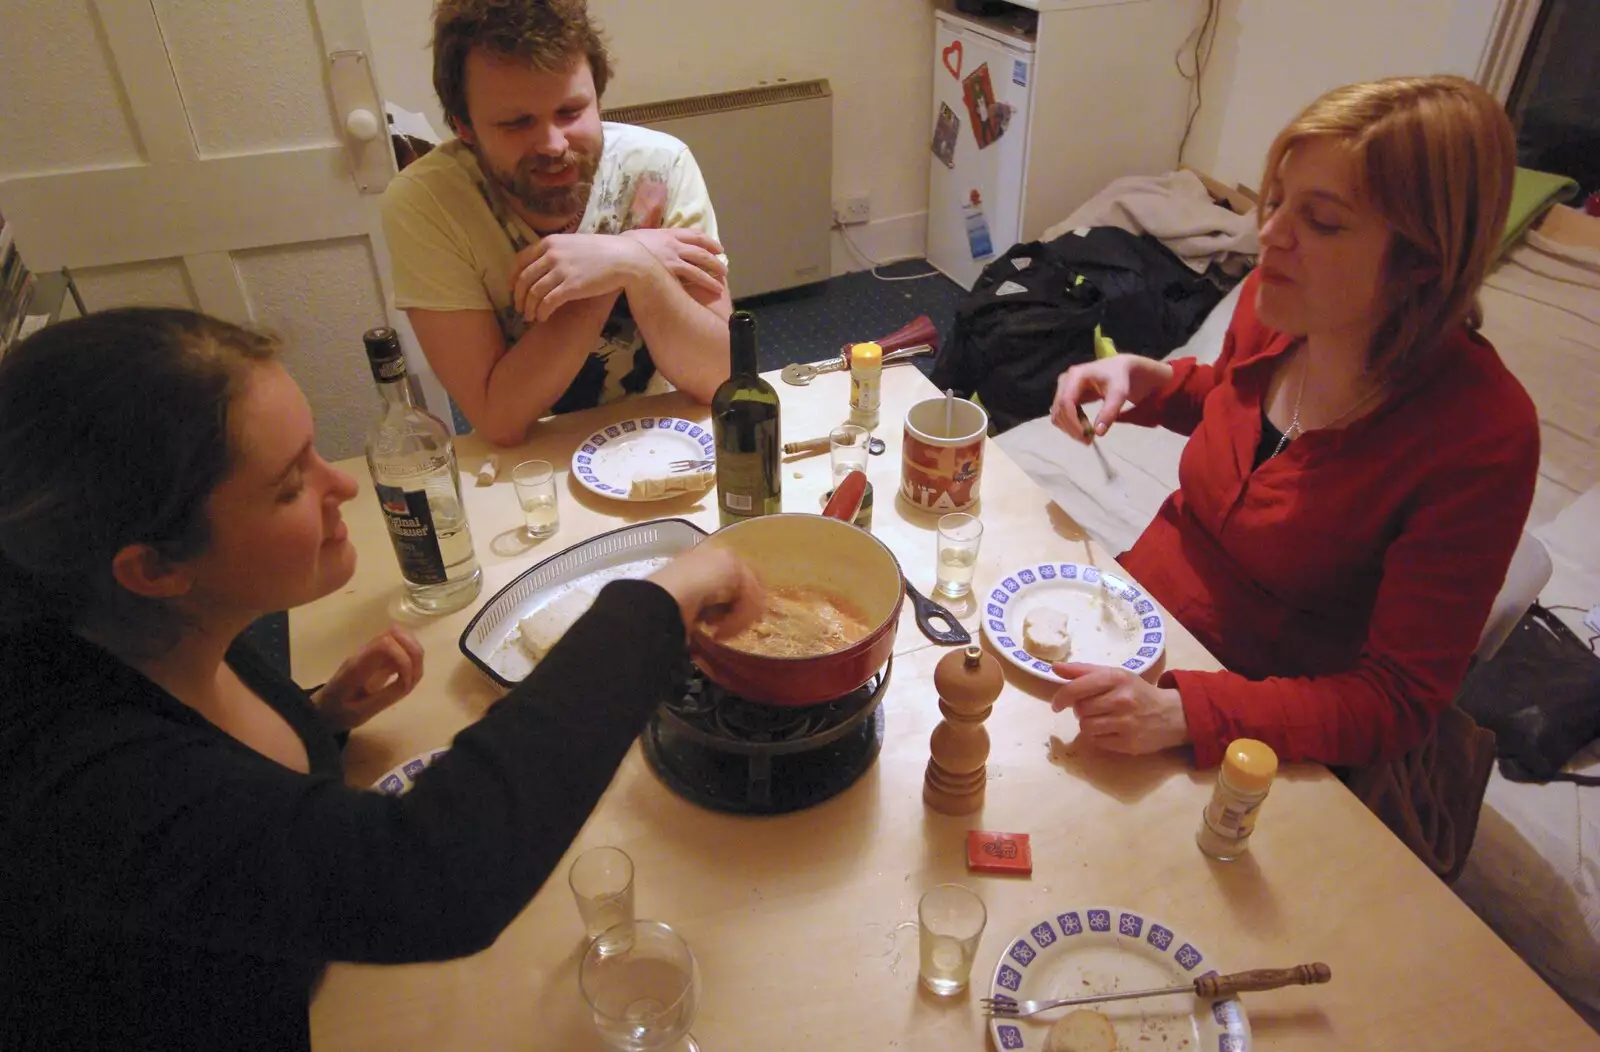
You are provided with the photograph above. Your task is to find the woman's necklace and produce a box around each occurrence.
[1271,350,1388,460]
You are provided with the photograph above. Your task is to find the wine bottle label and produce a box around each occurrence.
[376,483,447,584]
[716,451,779,521]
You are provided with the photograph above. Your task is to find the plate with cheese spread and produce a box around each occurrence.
[979,562,1165,684]
[571,416,715,501]
[988,907,1250,1052]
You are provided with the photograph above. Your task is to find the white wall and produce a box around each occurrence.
[362,0,936,273]
[1184,0,1503,191]
[364,0,1509,273]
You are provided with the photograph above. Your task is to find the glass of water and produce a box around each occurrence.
[918,883,986,996]
[934,512,984,599]
[570,846,635,942]
[580,920,701,1052]
[829,423,871,486]
[512,459,559,541]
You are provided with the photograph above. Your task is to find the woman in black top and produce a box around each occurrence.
[0,309,760,1051]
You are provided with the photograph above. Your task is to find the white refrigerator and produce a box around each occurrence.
[926,8,1036,290]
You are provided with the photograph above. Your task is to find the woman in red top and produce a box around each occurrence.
[1048,75,1538,768]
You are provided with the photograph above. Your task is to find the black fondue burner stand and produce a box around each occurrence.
[641,660,891,815]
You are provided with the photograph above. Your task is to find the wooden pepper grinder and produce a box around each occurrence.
[924,644,1004,815]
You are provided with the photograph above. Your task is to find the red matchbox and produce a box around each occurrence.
[966,830,1032,875]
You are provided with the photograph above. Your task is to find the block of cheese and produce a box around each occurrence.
[516,587,599,661]
[1043,1010,1118,1052]
[1023,607,1073,662]
[629,469,713,500]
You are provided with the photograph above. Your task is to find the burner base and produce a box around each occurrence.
[642,704,885,815]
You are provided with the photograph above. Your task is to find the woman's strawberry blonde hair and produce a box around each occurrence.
[1258,75,1516,375]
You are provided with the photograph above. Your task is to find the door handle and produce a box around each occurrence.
[328,50,393,194]
[345,108,382,143]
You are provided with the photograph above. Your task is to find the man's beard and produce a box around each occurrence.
[483,137,601,219]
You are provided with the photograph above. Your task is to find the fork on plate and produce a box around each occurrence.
[981,963,1332,1018]
[669,458,715,474]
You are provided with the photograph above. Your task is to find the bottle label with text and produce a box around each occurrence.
[376,483,447,584]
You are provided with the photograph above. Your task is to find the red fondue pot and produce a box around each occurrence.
[690,472,902,707]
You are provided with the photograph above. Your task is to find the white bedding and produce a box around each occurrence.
[995,235,1600,1026]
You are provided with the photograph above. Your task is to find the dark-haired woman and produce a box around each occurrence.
[0,308,760,1051]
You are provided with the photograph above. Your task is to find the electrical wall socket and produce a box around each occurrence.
[832,194,871,226]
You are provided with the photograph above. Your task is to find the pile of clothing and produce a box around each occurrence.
[931,170,1258,432]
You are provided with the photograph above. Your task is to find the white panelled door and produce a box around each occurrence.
[0,0,444,457]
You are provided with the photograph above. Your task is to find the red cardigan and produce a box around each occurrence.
[1119,271,1539,768]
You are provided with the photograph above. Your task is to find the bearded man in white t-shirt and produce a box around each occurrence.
[381,0,732,444]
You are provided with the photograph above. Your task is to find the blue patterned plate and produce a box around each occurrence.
[978,562,1165,684]
[370,748,449,796]
[988,907,1250,1052]
[570,416,715,502]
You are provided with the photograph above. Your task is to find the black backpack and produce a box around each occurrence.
[930,240,1103,434]
[1045,227,1227,357]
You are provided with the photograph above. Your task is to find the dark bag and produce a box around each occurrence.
[929,241,1104,434]
[1346,706,1498,884]
[1044,227,1227,358]
[1455,603,1600,784]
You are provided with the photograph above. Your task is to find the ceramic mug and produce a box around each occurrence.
[901,396,987,513]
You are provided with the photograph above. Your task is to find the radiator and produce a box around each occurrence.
[604,80,832,298]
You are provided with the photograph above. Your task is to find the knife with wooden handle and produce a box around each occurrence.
[982,962,1331,1016]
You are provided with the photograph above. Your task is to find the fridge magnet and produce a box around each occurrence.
[990,102,1014,145]
[942,39,963,80]
[962,63,1005,150]
[931,103,960,169]
[964,188,994,261]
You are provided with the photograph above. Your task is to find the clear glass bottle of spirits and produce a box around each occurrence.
[362,327,482,614]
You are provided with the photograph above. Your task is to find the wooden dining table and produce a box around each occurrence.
[299,364,1599,1051]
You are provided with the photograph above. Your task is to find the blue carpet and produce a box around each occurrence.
[738,259,963,376]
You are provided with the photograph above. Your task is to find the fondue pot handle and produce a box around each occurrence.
[821,470,869,522]
[904,578,972,645]
[847,314,939,356]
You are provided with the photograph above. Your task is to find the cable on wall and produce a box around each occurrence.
[1175,0,1220,166]
[833,223,941,282]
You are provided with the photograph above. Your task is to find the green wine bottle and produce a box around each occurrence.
[713,311,782,526]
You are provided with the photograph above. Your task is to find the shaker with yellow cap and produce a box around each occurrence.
[1196,738,1278,861]
[848,341,883,432]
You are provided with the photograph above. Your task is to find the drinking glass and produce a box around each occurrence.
[569,846,635,941]
[829,424,871,486]
[918,883,986,996]
[512,459,559,540]
[580,920,701,1052]
[934,513,984,599]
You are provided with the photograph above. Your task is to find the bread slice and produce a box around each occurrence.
[516,587,599,661]
[1023,606,1073,662]
[1044,1009,1119,1052]
[628,469,713,500]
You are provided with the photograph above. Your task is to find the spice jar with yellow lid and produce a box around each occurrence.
[848,341,882,432]
[1196,738,1278,861]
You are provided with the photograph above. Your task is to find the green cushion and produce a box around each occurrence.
[1500,167,1580,258]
